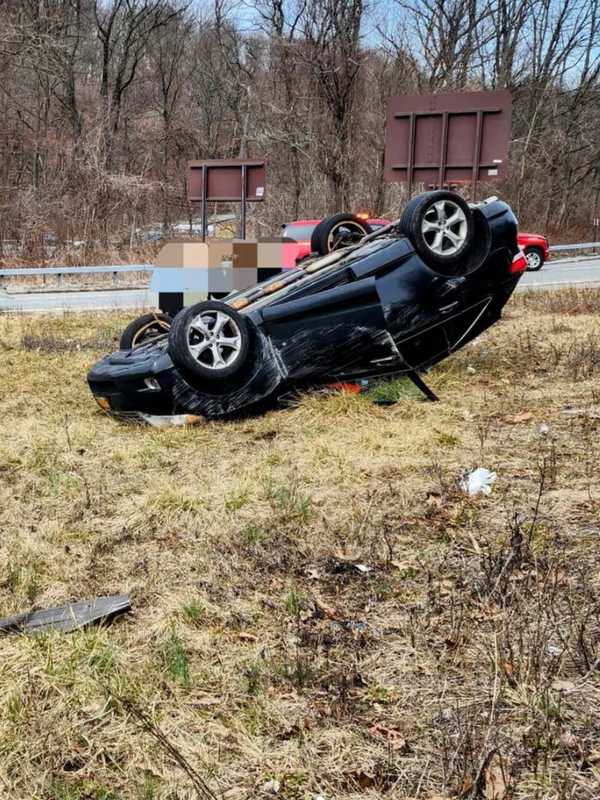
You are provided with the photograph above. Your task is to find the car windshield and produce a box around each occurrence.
[281,223,316,241]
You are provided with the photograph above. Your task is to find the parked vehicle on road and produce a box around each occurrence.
[89,191,527,420]
[281,214,390,261]
[283,214,549,270]
[517,231,550,271]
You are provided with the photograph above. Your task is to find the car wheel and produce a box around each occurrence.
[400,190,475,272]
[168,300,251,382]
[310,213,372,256]
[524,247,544,271]
[119,312,172,349]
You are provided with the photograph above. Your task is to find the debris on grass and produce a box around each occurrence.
[461,467,497,496]
[138,412,205,427]
[262,778,280,795]
[562,405,600,419]
[0,594,131,635]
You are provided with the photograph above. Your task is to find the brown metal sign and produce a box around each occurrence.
[187,159,266,240]
[384,90,512,193]
[187,160,266,202]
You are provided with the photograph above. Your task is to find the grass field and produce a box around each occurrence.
[1,290,600,800]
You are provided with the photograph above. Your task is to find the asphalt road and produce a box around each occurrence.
[520,255,600,289]
[0,287,156,313]
[1,256,600,313]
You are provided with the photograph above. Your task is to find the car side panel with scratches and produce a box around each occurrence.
[87,198,523,419]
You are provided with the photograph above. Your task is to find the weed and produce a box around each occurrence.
[182,599,205,625]
[160,627,191,689]
[243,660,263,695]
[241,523,266,545]
[225,487,249,512]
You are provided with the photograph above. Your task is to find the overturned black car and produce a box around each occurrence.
[88,191,527,419]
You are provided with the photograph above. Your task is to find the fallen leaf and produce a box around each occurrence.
[346,770,375,790]
[560,731,579,750]
[370,724,410,753]
[426,491,443,507]
[506,411,533,424]
[484,753,509,800]
[313,596,338,619]
[238,632,257,642]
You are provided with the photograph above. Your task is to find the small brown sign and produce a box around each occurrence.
[187,160,266,202]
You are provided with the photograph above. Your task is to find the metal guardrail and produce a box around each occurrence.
[0,264,152,279]
[549,242,600,252]
[1,242,600,282]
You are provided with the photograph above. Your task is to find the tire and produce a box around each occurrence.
[310,213,372,256]
[525,246,544,271]
[400,190,475,272]
[119,312,172,349]
[168,300,251,382]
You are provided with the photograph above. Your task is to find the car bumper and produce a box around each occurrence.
[87,347,177,414]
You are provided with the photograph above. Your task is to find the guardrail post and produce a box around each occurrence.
[112,270,118,286]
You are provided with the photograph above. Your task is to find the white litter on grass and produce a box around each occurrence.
[262,779,280,795]
[539,423,550,436]
[466,365,476,374]
[138,413,204,428]
[461,467,497,497]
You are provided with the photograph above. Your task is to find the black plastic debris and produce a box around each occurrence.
[0,594,131,635]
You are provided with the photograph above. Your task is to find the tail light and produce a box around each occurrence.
[510,249,528,274]
[355,211,370,220]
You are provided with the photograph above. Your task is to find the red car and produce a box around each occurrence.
[282,216,549,271]
[517,231,550,271]
[281,215,390,262]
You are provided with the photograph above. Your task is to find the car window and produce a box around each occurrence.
[281,224,316,241]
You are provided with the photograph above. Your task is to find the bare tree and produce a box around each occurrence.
[92,0,185,169]
[302,0,365,209]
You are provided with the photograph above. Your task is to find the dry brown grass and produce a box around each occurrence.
[1,291,600,799]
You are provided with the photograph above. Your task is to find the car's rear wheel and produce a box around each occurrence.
[400,191,475,272]
[119,312,172,350]
[524,246,544,271]
[310,213,371,255]
[168,300,251,382]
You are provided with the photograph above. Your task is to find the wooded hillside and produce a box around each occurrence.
[1,0,599,262]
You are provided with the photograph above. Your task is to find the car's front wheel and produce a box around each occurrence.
[524,246,544,271]
[168,301,251,382]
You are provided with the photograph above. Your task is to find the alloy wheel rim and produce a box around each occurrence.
[526,250,541,269]
[187,310,242,370]
[421,200,468,256]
